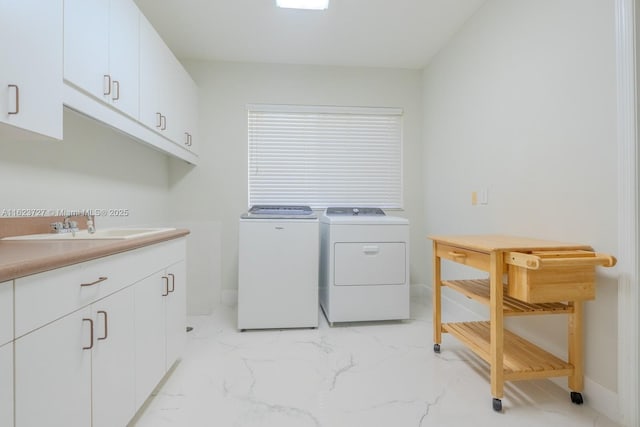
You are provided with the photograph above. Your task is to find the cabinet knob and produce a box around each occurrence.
[168,273,175,293]
[8,84,19,115]
[162,276,169,296]
[80,276,108,287]
[82,318,94,350]
[103,75,112,96]
[448,251,467,259]
[112,80,120,101]
[97,310,108,341]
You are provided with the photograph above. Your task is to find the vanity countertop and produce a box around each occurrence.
[0,228,190,282]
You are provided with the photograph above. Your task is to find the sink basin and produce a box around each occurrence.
[2,227,176,241]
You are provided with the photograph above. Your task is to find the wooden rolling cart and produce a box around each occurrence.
[430,235,616,412]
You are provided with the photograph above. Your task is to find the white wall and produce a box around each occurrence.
[0,110,171,228]
[169,61,425,314]
[422,0,618,415]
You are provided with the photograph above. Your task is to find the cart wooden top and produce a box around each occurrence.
[428,235,593,253]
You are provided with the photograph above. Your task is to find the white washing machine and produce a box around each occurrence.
[238,205,319,330]
[319,207,410,325]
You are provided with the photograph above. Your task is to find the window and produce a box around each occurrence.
[247,104,403,209]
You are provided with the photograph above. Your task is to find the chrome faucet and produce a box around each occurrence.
[50,213,95,235]
[86,214,96,234]
[63,215,79,236]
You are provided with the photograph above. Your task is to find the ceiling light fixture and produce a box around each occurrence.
[276,0,329,10]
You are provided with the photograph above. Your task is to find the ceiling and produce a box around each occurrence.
[133,0,487,69]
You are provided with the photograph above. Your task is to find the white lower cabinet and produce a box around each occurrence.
[134,271,167,407]
[15,307,92,427]
[135,259,186,407]
[12,237,187,427]
[14,288,134,427]
[91,287,135,427]
[0,343,13,427]
[0,280,13,427]
[165,260,187,370]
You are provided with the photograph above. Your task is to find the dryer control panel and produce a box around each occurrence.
[326,207,385,216]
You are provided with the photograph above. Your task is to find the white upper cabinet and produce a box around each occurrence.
[64,0,140,119]
[139,14,172,137]
[0,0,62,140]
[140,15,199,155]
[175,66,199,155]
[63,0,109,104]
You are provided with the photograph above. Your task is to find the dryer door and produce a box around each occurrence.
[334,242,406,286]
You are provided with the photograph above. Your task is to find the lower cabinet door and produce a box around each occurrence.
[15,307,92,427]
[165,260,186,370]
[92,287,135,427]
[0,343,12,427]
[134,271,167,408]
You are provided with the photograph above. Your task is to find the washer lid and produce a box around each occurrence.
[241,205,317,219]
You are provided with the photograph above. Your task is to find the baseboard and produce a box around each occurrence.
[422,283,621,423]
[410,283,430,301]
[549,376,620,423]
[221,289,238,307]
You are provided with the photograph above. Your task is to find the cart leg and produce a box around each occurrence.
[489,251,505,407]
[433,241,442,352]
[568,301,584,404]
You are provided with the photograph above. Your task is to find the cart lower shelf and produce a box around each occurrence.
[442,321,574,381]
[442,279,573,316]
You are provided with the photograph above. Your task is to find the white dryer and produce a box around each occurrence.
[319,207,410,325]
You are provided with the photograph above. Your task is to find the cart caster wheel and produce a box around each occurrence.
[433,344,441,353]
[492,398,502,412]
[570,392,584,405]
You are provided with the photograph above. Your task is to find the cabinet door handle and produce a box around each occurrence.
[162,276,169,296]
[161,115,167,130]
[156,112,162,128]
[97,310,108,341]
[184,132,189,146]
[103,74,112,96]
[81,276,108,287]
[82,318,94,350]
[448,251,467,259]
[168,273,175,293]
[8,84,19,115]
[188,133,192,146]
[112,80,120,101]
[363,245,379,254]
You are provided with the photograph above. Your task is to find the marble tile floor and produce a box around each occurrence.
[130,298,619,427]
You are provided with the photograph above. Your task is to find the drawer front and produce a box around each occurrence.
[508,264,596,303]
[436,244,490,271]
[0,281,12,346]
[15,255,123,338]
[334,242,406,286]
[14,238,186,338]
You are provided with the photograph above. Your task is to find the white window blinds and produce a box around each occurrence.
[248,105,403,209]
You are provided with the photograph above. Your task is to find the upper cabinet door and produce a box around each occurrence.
[0,0,62,140]
[63,0,109,101]
[64,0,139,119]
[139,14,173,135]
[108,0,139,119]
[175,68,199,155]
